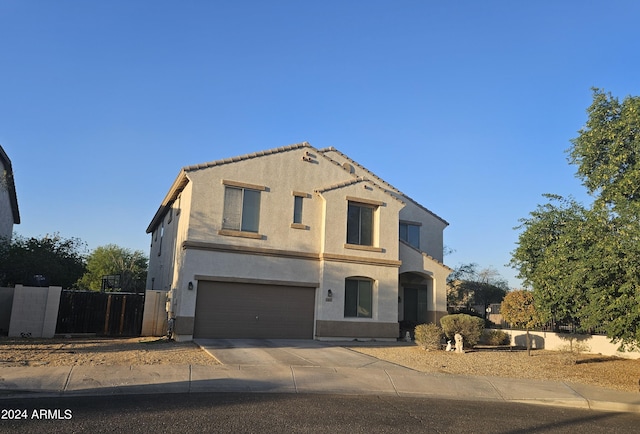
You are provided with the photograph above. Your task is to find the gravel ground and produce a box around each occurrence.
[0,337,218,367]
[348,345,640,393]
[1,337,639,392]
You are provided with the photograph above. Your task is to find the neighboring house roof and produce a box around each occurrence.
[0,145,20,225]
[318,147,449,226]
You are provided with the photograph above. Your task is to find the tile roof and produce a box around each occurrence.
[147,141,447,231]
[183,142,311,172]
[314,176,405,206]
[318,147,449,226]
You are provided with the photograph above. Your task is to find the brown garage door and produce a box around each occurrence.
[193,281,316,339]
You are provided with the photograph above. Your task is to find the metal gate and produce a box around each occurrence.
[56,290,145,336]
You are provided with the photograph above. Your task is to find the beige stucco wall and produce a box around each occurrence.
[398,201,447,262]
[318,182,403,259]
[8,285,62,338]
[500,328,640,359]
[320,147,447,262]
[398,242,450,318]
[318,260,400,324]
[147,145,451,341]
[183,149,348,253]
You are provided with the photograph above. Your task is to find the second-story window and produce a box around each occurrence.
[347,202,374,246]
[399,221,420,249]
[293,195,303,224]
[222,186,261,233]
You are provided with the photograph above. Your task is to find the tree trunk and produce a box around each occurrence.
[526,329,531,356]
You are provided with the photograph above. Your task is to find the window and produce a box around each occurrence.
[157,222,164,256]
[222,186,261,232]
[293,195,303,224]
[347,202,374,246]
[344,278,373,318]
[399,222,420,249]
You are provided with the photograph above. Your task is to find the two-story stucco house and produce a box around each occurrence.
[146,143,451,341]
[0,145,20,242]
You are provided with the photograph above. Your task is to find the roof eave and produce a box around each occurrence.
[0,145,20,224]
[146,170,189,233]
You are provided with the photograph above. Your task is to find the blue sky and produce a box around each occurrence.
[1,1,638,288]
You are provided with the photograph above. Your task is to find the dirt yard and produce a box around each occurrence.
[0,337,218,367]
[1,337,639,393]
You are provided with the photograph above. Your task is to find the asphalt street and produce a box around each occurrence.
[3,392,640,433]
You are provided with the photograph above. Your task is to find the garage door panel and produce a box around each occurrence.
[194,281,315,339]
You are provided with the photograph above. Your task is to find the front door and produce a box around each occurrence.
[403,286,428,324]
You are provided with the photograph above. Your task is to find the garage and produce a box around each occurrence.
[193,281,316,339]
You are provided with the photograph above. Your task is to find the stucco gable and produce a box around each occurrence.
[319,147,448,226]
[147,141,447,233]
[314,176,405,207]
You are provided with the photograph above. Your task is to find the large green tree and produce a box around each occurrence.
[568,88,640,208]
[0,233,86,288]
[511,89,640,351]
[77,244,148,292]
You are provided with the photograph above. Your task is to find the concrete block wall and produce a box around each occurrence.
[8,285,62,338]
[141,290,169,336]
[499,328,640,359]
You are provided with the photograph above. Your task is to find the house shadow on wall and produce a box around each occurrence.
[513,333,545,350]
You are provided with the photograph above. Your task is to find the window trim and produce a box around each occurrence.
[291,191,311,230]
[222,179,267,191]
[220,181,265,238]
[346,200,377,247]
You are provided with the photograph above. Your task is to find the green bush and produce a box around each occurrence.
[440,314,485,348]
[482,329,510,346]
[414,323,443,350]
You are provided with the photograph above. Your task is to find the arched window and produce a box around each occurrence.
[344,277,373,318]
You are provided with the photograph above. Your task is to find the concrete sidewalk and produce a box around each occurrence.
[1,363,639,413]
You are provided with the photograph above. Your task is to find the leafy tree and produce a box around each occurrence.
[0,233,86,288]
[447,263,508,316]
[500,290,542,356]
[77,244,147,292]
[568,88,640,209]
[511,89,640,351]
[510,195,591,328]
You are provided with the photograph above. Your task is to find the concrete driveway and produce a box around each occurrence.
[194,339,404,369]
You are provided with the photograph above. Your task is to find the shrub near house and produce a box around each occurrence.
[414,323,443,350]
[440,314,485,348]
